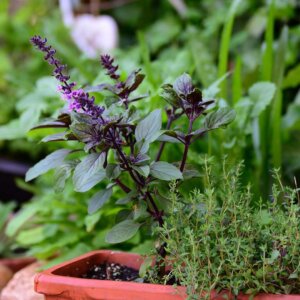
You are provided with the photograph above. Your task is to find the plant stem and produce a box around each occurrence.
[114,178,131,193]
[180,119,193,172]
[146,191,163,227]
[156,116,173,161]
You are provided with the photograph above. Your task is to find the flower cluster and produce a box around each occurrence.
[100,54,120,81]
[31,35,104,119]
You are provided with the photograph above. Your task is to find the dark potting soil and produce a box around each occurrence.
[81,263,140,282]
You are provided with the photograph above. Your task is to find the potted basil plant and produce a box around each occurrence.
[27,36,236,300]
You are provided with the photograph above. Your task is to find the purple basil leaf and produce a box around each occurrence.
[173,73,193,96]
[125,69,145,92]
[160,84,181,107]
[31,118,70,130]
[187,88,202,104]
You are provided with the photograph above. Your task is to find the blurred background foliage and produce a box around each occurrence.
[0,0,299,265]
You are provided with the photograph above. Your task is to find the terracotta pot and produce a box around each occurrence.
[34,250,300,300]
[0,256,36,273]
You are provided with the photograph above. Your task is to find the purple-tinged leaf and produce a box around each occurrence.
[187,88,202,104]
[32,121,68,130]
[173,73,193,96]
[125,69,145,92]
[160,84,181,107]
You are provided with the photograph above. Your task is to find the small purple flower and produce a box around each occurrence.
[31,35,104,119]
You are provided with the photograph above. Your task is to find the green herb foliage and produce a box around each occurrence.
[157,160,300,298]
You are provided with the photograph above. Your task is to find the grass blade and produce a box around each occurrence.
[270,26,288,170]
[218,0,241,101]
[232,55,242,104]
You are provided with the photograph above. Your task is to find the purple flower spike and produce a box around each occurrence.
[31,35,104,119]
[100,54,120,81]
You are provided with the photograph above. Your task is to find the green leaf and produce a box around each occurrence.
[283,63,300,88]
[116,191,138,205]
[157,134,181,143]
[0,120,25,140]
[70,123,93,142]
[160,84,180,107]
[54,161,78,193]
[133,201,149,221]
[5,203,40,237]
[26,149,71,182]
[41,132,68,143]
[135,109,162,143]
[132,165,150,177]
[204,107,236,131]
[134,154,150,166]
[88,188,112,214]
[85,212,101,232]
[0,202,15,230]
[73,153,106,192]
[106,164,121,180]
[249,82,276,117]
[16,225,57,246]
[256,209,272,226]
[150,162,182,181]
[288,273,298,279]
[183,169,201,180]
[173,73,193,96]
[203,73,229,99]
[139,257,153,278]
[105,220,141,244]
[41,243,91,270]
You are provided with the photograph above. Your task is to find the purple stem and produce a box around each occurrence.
[180,119,193,172]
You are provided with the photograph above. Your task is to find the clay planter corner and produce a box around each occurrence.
[34,250,300,300]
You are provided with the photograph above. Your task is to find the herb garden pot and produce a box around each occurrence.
[34,250,300,300]
[0,256,36,273]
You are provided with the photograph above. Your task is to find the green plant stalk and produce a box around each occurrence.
[258,0,274,196]
[218,0,241,101]
[232,55,242,105]
[270,26,288,171]
[137,31,156,88]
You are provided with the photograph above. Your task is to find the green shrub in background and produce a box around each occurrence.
[157,159,300,298]
[6,174,154,268]
[0,0,86,158]
[0,202,16,258]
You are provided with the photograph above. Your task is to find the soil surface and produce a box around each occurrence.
[81,263,139,281]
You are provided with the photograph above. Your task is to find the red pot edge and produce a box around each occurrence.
[34,250,300,300]
[0,256,36,273]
